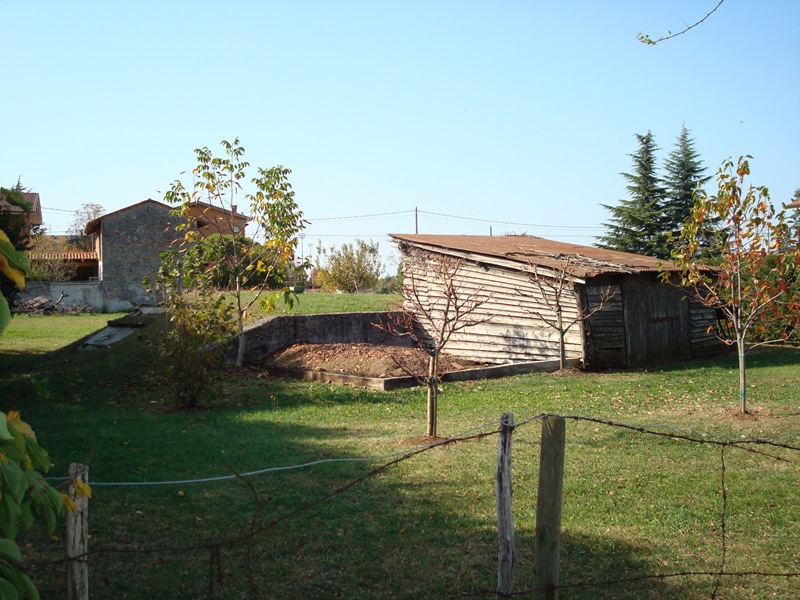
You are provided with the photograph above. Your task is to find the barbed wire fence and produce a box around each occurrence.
[31,414,800,599]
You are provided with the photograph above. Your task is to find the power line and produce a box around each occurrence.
[420,210,605,230]
[41,206,77,213]
[305,207,604,232]
[308,210,414,221]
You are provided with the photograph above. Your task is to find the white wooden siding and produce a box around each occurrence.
[402,251,583,364]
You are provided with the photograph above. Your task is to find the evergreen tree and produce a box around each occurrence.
[662,124,710,236]
[598,132,668,257]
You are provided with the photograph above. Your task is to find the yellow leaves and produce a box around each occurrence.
[0,230,27,291]
[75,479,92,499]
[61,479,92,513]
[62,493,77,513]
[6,411,34,439]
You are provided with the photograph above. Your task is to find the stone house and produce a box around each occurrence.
[84,199,181,311]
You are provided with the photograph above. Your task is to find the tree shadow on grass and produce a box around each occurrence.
[19,414,714,600]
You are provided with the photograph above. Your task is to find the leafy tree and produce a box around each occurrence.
[165,138,308,367]
[315,239,384,293]
[0,411,81,600]
[598,132,669,258]
[1,189,90,598]
[667,156,800,413]
[67,202,105,251]
[185,233,282,290]
[662,125,711,237]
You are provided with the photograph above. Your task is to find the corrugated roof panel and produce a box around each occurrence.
[389,234,681,277]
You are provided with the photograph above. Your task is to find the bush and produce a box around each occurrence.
[147,251,234,408]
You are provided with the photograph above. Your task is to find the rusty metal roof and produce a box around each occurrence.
[389,234,682,278]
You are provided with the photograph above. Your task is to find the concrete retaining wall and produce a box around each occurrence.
[233,311,413,364]
[21,281,105,310]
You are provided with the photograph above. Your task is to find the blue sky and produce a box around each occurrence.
[2,1,798,271]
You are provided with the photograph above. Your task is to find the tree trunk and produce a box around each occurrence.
[738,338,747,414]
[236,277,246,367]
[557,310,565,370]
[426,352,439,437]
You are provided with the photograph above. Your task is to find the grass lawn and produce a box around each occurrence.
[1,307,798,599]
[229,290,402,322]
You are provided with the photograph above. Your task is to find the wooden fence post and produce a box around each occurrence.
[67,463,89,600]
[496,412,515,599]
[535,416,565,600]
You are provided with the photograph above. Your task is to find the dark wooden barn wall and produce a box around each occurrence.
[584,274,721,369]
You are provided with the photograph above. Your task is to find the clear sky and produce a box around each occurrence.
[2,1,798,272]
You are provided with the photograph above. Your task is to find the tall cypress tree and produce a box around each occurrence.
[597,132,668,257]
[662,124,710,237]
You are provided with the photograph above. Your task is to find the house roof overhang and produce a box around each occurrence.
[388,234,707,281]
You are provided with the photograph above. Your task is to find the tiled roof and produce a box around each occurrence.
[389,234,683,278]
[29,251,98,261]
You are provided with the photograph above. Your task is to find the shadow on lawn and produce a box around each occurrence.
[649,345,800,375]
[22,416,707,600]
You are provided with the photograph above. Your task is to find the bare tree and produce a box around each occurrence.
[68,203,105,251]
[379,252,494,438]
[517,254,615,370]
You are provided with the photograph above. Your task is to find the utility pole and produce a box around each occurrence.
[415,206,419,234]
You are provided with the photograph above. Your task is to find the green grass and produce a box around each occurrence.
[1,313,798,599]
[230,290,402,322]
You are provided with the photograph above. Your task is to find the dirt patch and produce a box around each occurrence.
[256,343,487,379]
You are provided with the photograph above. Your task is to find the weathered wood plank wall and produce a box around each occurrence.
[401,248,721,369]
[402,250,584,364]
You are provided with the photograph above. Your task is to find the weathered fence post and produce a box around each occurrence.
[496,412,515,599]
[535,416,565,600]
[67,463,89,600]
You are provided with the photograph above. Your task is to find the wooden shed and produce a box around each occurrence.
[390,234,720,370]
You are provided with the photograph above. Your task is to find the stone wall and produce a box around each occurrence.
[231,311,413,363]
[98,201,177,311]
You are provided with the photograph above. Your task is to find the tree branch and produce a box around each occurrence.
[637,0,726,45]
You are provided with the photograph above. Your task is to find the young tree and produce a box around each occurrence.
[315,239,383,293]
[146,249,235,408]
[598,132,669,258]
[67,202,105,251]
[379,252,493,438]
[662,124,711,237]
[165,138,308,367]
[668,156,800,413]
[517,254,615,370]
